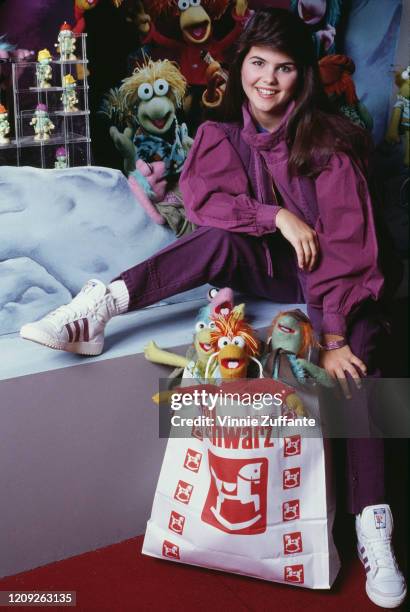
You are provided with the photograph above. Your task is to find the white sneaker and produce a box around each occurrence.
[20,279,117,356]
[356,504,407,609]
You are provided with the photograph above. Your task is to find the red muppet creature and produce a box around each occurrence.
[136,0,249,87]
[73,0,124,33]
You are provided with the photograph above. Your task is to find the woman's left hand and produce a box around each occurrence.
[319,344,367,398]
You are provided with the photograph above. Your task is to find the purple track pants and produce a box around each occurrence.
[119,227,385,514]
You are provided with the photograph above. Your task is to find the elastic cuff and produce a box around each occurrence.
[255,204,281,234]
[322,312,347,336]
[108,280,130,314]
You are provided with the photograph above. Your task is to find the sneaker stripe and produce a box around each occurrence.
[365,565,371,573]
[66,323,74,342]
[360,546,366,554]
[82,317,89,342]
[363,557,368,564]
[74,320,81,342]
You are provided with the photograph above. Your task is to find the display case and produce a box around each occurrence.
[0,33,91,168]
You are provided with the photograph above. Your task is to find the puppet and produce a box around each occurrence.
[104,58,193,225]
[290,0,343,56]
[319,54,373,130]
[386,66,410,167]
[207,308,260,381]
[135,0,249,115]
[146,287,236,387]
[263,310,334,417]
[73,0,124,33]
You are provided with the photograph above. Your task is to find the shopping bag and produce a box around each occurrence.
[143,375,340,589]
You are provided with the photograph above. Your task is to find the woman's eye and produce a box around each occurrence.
[278,65,292,73]
[252,60,264,67]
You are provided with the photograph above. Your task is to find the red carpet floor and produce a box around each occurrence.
[0,529,407,612]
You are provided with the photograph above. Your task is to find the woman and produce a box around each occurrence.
[20,9,406,607]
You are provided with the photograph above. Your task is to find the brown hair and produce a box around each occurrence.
[219,8,371,176]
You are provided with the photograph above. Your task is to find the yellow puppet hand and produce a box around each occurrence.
[235,0,248,17]
[286,393,306,417]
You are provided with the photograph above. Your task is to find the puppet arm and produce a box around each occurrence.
[144,340,189,368]
[143,21,182,50]
[386,107,402,143]
[297,358,334,387]
[212,5,250,55]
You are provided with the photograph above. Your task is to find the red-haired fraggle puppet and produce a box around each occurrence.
[136,0,249,87]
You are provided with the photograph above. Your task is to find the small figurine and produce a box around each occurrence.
[0,104,11,145]
[201,50,228,109]
[55,22,76,61]
[61,74,79,112]
[30,104,55,141]
[386,66,410,167]
[54,146,68,168]
[36,49,53,89]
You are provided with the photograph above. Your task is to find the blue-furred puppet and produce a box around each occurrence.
[101,58,193,228]
[290,0,343,56]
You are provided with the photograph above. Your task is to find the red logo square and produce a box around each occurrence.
[283,467,301,489]
[283,531,303,555]
[174,480,193,505]
[284,564,304,583]
[162,540,180,560]
[282,499,300,522]
[168,511,186,535]
[184,448,203,473]
[284,435,301,457]
[201,450,268,535]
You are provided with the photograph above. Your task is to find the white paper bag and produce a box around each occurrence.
[143,378,340,589]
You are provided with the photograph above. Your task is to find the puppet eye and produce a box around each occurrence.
[137,82,153,101]
[208,321,216,330]
[208,287,218,300]
[190,0,201,5]
[178,0,190,10]
[195,321,206,332]
[232,336,245,348]
[153,79,169,96]
[401,67,410,80]
[217,336,231,349]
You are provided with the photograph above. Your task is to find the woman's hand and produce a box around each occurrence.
[275,208,319,271]
[319,343,367,398]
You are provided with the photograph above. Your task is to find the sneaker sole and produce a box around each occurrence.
[365,581,407,609]
[358,544,407,608]
[20,328,104,356]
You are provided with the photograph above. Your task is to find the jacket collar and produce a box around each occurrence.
[241,101,295,150]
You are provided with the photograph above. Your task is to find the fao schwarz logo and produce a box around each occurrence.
[168,511,186,535]
[283,435,301,457]
[282,499,300,522]
[202,451,268,534]
[184,448,203,473]
[162,540,180,560]
[283,467,301,489]
[284,564,304,584]
[174,480,194,505]
[283,531,303,555]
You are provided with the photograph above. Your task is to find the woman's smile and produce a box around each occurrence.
[241,46,299,131]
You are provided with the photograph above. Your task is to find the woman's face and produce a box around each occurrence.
[241,46,299,130]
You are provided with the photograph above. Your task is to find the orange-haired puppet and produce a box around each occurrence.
[207,308,260,381]
[135,0,249,88]
[319,54,373,130]
[73,0,124,33]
